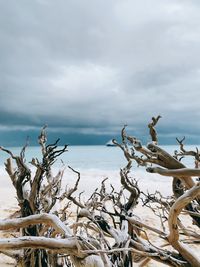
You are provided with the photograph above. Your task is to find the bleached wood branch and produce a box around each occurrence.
[148,115,161,144]
[60,166,85,209]
[147,166,200,177]
[168,183,200,267]
[0,236,78,254]
[0,213,72,236]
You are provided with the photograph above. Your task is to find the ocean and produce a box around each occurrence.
[0,145,198,198]
[0,144,196,169]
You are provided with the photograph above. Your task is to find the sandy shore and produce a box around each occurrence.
[0,170,199,266]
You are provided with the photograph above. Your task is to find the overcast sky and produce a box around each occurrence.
[1,0,200,145]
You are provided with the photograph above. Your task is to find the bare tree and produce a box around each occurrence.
[0,119,199,267]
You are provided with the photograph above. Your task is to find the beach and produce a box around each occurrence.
[0,145,199,266]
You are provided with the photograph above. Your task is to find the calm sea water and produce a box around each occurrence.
[0,145,197,170]
[0,145,198,198]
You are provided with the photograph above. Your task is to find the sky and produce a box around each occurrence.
[1,0,200,146]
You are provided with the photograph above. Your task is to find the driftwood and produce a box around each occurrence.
[0,118,199,267]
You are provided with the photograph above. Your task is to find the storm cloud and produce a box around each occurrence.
[1,0,200,145]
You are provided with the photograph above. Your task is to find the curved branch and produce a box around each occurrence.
[168,183,200,267]
[0,214,71,236]
[147,167,200,177]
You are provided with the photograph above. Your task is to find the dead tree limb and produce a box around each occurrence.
[148,115,162,144]
[168,183,200,267]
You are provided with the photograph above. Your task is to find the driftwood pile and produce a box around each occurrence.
[0,117,199,267]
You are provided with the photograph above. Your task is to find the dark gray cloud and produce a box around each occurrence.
[1,0,200,145]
